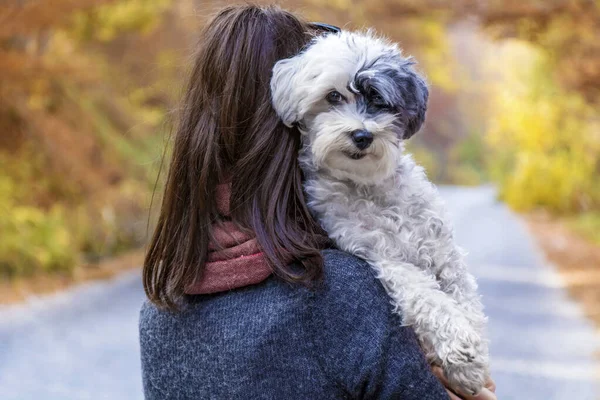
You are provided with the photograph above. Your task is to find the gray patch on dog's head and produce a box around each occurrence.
[354,54,429,139]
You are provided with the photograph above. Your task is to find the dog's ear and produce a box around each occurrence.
[404,72,428,139]
[391,60,429,139]
[271,57,302,127]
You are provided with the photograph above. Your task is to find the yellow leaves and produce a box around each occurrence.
[502,151,589,211]
[11,206,46,226]
[70,0,171,42]
[305,0,353,12]
[0,177,76,276]
[416,19,453,84]
[127,87,166,126]
[486,39,600,213]
[406,144,441,181]
[385,16,458,92]
[568,211,600,245]
[26,78,53,110]
[0,164,151,277]
[0,0,175,279]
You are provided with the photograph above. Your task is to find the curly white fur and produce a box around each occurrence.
[271,30,490,395]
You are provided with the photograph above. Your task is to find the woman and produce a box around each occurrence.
[139,5,496,399]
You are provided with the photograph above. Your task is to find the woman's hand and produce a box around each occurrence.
[431,366,497,400]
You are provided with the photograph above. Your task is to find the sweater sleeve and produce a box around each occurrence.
[309,250,449,400]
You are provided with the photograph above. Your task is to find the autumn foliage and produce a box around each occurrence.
[0,0,178,276]
[1,0,599,278]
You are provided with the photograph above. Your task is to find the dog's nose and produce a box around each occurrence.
[351,130,373,150]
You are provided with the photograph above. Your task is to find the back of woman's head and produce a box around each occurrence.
[144,5,327,309]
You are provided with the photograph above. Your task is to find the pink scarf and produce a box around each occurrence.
[185,183,273,294]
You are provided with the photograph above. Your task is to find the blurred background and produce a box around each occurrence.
[0,0,599,399]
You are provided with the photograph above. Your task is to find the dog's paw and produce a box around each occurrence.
[436,330,488,395]
[443,355,487,396]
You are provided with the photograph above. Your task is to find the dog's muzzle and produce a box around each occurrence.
[351,129,373,151]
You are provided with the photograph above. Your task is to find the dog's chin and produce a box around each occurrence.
[322,150,396,185]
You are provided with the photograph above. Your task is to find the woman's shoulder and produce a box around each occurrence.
[318,249,390,303]
[139,250,386,329]
[311,248,394,313]
[321,248,371,276]
[309,249,404,352]
[139,250,382,315]
[138,249,389,340]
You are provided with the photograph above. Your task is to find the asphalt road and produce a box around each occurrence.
[0,185,598,399]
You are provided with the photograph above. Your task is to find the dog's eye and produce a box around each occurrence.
[371,92,387,107]
[326,90,344,104]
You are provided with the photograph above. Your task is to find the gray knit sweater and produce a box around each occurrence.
[139,249,449,399]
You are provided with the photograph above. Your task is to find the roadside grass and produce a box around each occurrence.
[0,249,145,305]
[526,212,600,327]
[567,212,600,246]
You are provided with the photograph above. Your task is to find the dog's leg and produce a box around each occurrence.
[435,246,488,338]
[404,195,489,391]
[388,161,487,331]
[371,257,488,395]
[430,247,490,395]
[414,212,488,336]
[413,190,490,374]
[404,191,489,394]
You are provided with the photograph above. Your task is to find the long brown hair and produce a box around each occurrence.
[144,5,328,310]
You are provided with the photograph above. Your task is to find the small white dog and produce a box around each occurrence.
[271,30,489,394]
